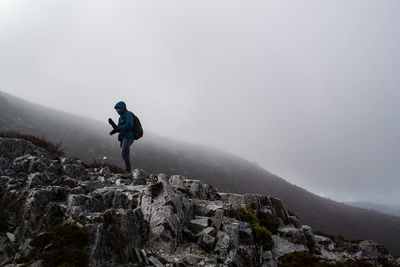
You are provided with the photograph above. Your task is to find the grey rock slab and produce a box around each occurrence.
[99,167,111,176]
[27,172,49,188]
[197,227,217,238]
[148,256,164,267]
[212,209,224,231]
[270,197,289,224]
[133,168,148,180]
[272,235,308,257]
[30,260,43,267]
[214,231,230,261]
[222,218,240,249]
[238,221,253,245]
[278,226,306,245]
[358,240,388,257]
[199,234,216,252]
[190,216,210,234]
[6,232,15,242]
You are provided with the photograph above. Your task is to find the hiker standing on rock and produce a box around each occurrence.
[108,101,143,178]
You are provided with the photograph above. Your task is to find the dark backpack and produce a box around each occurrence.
[130,112,143,140]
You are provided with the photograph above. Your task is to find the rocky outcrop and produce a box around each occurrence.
[0,137,399,267]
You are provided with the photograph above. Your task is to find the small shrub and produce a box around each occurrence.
[237,207,258,224]
[0,131,64,156]
[31,223,89,267]
[150,182,163,197]
[237,207,275,250]
[256,210,279,234]
[252,223,274,250]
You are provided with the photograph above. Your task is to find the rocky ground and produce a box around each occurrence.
[0,137,399,267]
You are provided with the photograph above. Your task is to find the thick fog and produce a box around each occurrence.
[1,0,399,205]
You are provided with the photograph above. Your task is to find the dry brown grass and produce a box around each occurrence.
[0,131,64,156]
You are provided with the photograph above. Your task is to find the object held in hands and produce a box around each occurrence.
[109,129,118,135]
[108,118,118,129]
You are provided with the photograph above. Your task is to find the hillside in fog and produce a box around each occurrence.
[1,90,400,256]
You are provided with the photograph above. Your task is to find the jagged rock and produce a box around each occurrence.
[0,138,52,160]
[27,172,49,188]
[47,160,62,174]
[192,199,223,217]
[62,163,87,180]
[261,250,277,267]
[272,234,308,257]
[190,216,210,234]
[182,226,197,242]
[132,178,146,186]
[301,225,320,254]
[99,167,111,177]
[30,260,43,267]
[213,231,230,261]
[147,178,193,253]
[212,208,224,231]
[244,193,262,210]
[131,169,147,185]
[63,177,79,188]
[169,175,209,200]
[18,238,33,257]
[6,232,15,242]
[222,218,240,249]
[358,240,388,258]
[198,233,215,252]
[197,226,217,238]
[148,256,164,267]
[88,208,149,266]
[219,193,245,218]
[270,197,289,225]
[278,226,306,245]
[238,221,253,245]
[0,137,399,267]
[315,234,333,246]
[133,168,147,180]
[11,155,34,173]
[287,215,300,227]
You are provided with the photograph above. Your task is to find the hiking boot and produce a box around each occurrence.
[120,171,133,179]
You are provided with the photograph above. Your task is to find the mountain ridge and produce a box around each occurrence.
[1,136,399,266]
[1,90,400,256]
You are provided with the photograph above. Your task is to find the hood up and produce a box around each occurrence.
[114,101,127,115]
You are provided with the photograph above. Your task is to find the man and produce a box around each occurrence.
[109,101,135,178]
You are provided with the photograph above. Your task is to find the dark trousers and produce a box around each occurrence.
[120,138,134,172]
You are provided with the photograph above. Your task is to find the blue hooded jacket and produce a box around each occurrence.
[114,101,135,141]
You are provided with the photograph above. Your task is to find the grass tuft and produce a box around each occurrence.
[0,131,64,156]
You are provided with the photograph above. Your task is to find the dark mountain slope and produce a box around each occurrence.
[1,90,399,255]
[344,201,400,217]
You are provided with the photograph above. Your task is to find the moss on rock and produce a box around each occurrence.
[237,207,275,250]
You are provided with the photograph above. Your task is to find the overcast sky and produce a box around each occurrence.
[1,0,399,205]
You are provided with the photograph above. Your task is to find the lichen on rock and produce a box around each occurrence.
[0,137,399,267]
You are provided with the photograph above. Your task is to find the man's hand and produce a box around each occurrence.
[109,129,118,135]
[108,118,117,129]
